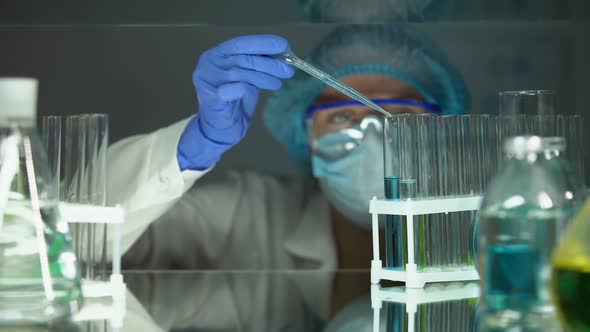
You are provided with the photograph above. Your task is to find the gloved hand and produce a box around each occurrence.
[177,35,295,171]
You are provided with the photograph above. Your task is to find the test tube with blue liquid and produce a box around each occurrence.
[383,115,404,268]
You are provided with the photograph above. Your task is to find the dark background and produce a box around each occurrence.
[0,0,588,182]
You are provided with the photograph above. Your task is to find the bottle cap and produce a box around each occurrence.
[541,137,566,152]
[504,136,565,155]
[0,78,38,120]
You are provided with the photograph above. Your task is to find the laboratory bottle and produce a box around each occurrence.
[0,78,82,325]
[477,136,585,330]
[551,199,590,331]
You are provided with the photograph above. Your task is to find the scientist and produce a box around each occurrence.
[108,25,468,269]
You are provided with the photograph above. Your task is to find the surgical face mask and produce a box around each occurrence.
[311,116,387,229]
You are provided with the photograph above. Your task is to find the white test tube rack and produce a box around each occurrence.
[370,282,480,332]
[370,196,483,288]
[60,203,126,329]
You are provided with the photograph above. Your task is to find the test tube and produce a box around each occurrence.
[86,114,109,280]
[383,115,404,269]
[436,116,451,268]
[522,114,532,135]
[40,116,62,198]
[558,114,585,185]
[383,115,401,198]
[467,115,484,195]
[572,115,585,185]
[416,114,437,198]
[469,115,487,269]
[458,115,472,267]
[64,115,87,278]
[477,115,492,189]
[399,114,418,200]
[64,114,109,280]
[448,115,462,267]
[484,115,500,182]
[531,114,556,137]
[85,114,108,205]
[497,115,512,171]
[434,115,445,268]
[416,114,437,270]
[557,114,567,160]
[398,115,418,268]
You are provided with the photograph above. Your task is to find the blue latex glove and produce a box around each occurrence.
[177,35,295,171]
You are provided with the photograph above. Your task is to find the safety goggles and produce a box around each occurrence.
[306,98,440,139]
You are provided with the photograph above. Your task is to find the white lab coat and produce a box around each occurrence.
[125,272,334,331]
[107,117,338,270]
[117,272,384,332]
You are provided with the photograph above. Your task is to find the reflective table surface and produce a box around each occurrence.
[4,270,566,332]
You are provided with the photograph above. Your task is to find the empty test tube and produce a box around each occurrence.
[399,114,418,200]
[41,116,62,197]
[445,115,461,267]
[399,115,420,269]
[458,115,472,267]
[558,114,586,185]
[436,116,450,268]
[416,114,437,270]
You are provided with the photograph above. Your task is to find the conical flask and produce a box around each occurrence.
[551,199,590,331]
[0,78,82,324]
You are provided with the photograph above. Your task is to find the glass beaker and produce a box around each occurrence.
[0,78,82,324]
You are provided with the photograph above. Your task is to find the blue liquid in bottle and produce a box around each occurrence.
[486,244,540,310]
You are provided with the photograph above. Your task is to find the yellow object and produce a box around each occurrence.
[551,198,590,331]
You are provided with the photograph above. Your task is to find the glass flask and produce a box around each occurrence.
[551,199,590,331]
[478,136,585,330]
[0,78,82,325]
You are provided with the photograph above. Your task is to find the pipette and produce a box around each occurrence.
[274,50,394,119]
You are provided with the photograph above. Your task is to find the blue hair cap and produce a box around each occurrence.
[296,0,456,22]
